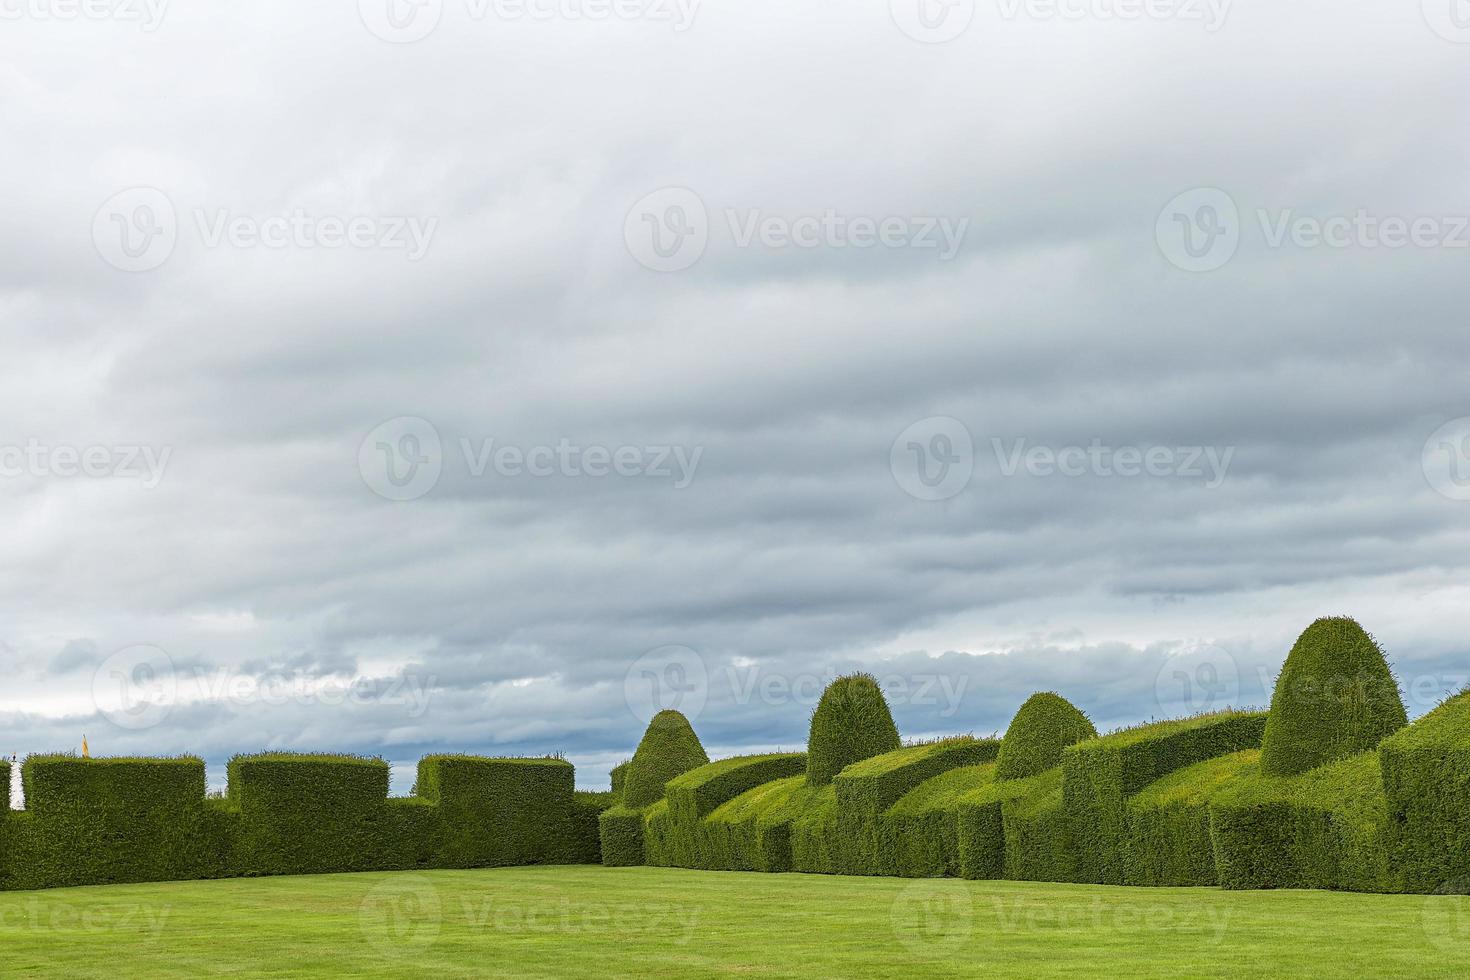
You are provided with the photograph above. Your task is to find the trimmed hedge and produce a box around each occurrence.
[1125,749,1258,886]
[1001,767,1075,882]
[829,737,999,875]
[599,710,710,866]
[609,761,630,799]
[1,751,601,892]
[995,692,1097,780]
[806,673,901,787]
[702,775,817,872]
[6,756,232,890]
[788,783,840,873]
[1208,751,1396,891]
[886,762,997,877]
[1259,617,1407,777]
[645,753,808,869]
[956,768,1053,880]
[1062,710,1267,884]
[414,755,586,867]
[621,711,709,809]
[1379,691,1470,892]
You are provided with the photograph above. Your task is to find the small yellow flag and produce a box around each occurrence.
[82,735,89,759]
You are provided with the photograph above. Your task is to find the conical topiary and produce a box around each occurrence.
[806,673,902,786]
[620,710,710,808]
[1258,616,1407,777]
[994,691,1098,780]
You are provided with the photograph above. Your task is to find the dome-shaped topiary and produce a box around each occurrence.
[1258,616,1408,777]
[806,673,902,786]
[994,691,1098,780]
[620,710,710,808]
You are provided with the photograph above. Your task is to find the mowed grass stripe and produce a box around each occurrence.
[0,865,1462,978]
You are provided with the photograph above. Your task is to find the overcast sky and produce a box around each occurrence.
[3,1,1469,794]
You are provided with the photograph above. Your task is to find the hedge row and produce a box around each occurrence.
[644,753,808,869]
[1062,709,1268,884]
[0,752,608,892]
[1379,690,1470,892]
[1208,751,1396,891]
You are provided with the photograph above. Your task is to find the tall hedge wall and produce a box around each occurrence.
[1208,751,1396,891]
[1378,691,1470,892]
[1062,710,1267,884]
[829,737,999,875]
[1,752,601,892]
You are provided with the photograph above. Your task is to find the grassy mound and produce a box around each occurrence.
[805,673,901,787]
[1258,617,1407,777]
[994,692,1098,780]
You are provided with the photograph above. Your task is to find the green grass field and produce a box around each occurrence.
[0,866,1464,978]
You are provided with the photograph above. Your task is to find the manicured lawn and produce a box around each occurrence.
[0,865,1464,977]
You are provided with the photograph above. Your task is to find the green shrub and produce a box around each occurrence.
[414,755,583,867]
[599,711,710,867]
[1063,709,1267,884]
[1259,617,1408,777]
[9,756,231,890]
[645,753,807,869]
[806,673,901,787]
[1001,768,1075,882]
[597,805,648,867]
[621,711,710,809]
[702,775,817,872]
[227,753,397,877]
[569,791,616,865]
[1379,690,1470,892]
[1208,751,1396,891]
[609,761,630,799]
[886,762,997,877]
[829,737,999,875]
[995,693,1097,780]
[1124,749,1258,885]
[789,783,839,873]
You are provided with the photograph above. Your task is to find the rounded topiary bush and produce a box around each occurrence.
[994,691,1098,780]
[620,710,710,809]
[1258,616,1408,777]
[806,673,902,786]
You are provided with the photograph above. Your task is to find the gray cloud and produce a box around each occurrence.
[3,2,1470,792]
